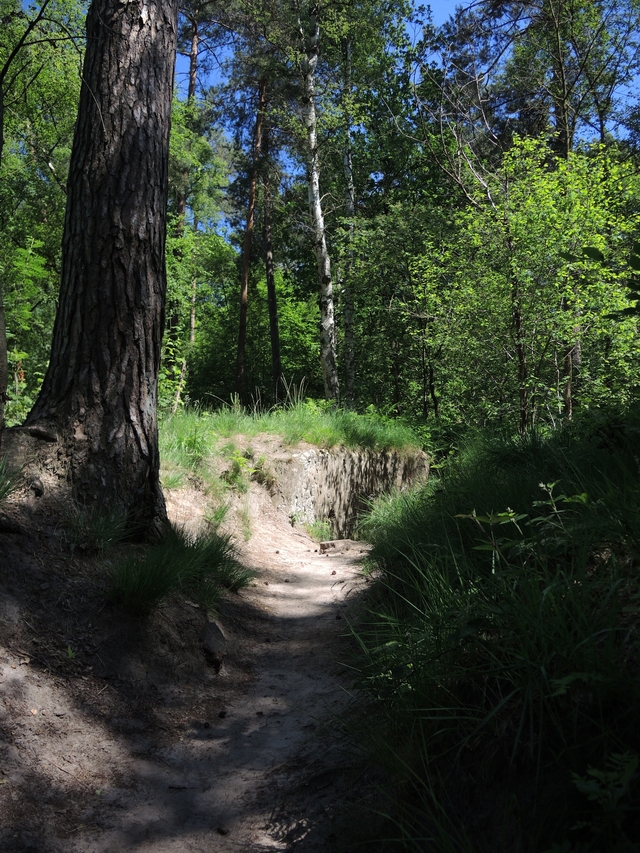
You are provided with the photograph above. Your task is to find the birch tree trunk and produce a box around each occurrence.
[25,0,179,534]
[342,37,356,407]
[297,5,340,402]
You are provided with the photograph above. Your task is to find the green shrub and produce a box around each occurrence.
[353,424,640,851]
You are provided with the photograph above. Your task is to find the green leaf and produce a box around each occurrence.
[559,251,579,262]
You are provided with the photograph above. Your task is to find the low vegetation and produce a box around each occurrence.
[61,501,130,554]
[159,400,420,471]
[89,401,417,618]
[107,523,254,616]
[352,409,640,852]
[0,458,17,506]
[158,401,421,505]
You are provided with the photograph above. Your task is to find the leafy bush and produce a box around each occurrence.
[107,524,253,615]
[354,421,640,851]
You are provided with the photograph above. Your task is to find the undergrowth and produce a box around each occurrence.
[107,523,254,615]
[0,457,18,506]
[352,414,640,852]
[61,501,130,553]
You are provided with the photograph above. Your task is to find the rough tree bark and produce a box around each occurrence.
[297,5,339,403]
[235,75,267,402]
[25,0,179,534]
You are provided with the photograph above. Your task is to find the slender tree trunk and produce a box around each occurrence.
[421,335,429,419]
[235,76,267,402]
[297,7,339,402]
[172,217,199,415]
[391,340,401,409]
[548,1,572,159]
[171,19,200,412]
[512,287,529,434]
[428,361,439,418]
[26,0,178,533]
[188,18,199,100]
[342,38,356,407]
[176,16,199,220]
[263,125,282,402]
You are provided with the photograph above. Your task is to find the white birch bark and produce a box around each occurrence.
[342,37,356,406]
[297,5,340,402]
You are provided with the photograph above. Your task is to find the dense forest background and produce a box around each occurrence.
[2,0,640,442]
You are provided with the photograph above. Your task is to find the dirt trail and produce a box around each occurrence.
[0,482,371,853]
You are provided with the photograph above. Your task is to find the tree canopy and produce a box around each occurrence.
[0,0,639,450]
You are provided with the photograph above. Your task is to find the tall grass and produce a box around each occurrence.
[0,457,18,506]
[107,524,255,615]
[160,400,420,461]
[353,423,640,852]
[61,500,129,553]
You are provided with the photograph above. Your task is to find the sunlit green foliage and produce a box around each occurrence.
[0,0,84,424]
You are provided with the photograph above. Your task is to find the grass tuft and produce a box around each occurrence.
[305,519,333,542]
[0,457,18,506]
[62,501,130,553]
[107,523,254,615]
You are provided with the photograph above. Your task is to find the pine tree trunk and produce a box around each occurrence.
[25,0,179,534]
[298,7,339,403]
[235,76,266,402]
[263,125,282,402]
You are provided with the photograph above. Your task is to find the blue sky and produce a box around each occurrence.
[428,0,458,27]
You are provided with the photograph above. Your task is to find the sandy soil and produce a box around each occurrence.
[0,468,375,852]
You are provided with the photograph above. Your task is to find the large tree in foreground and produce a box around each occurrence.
[25,0,179,533]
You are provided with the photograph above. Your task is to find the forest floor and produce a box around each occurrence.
[0,445,380,853]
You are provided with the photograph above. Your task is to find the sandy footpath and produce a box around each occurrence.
[0,481,371,853]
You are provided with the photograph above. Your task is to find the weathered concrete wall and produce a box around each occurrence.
[269,447,428,539]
